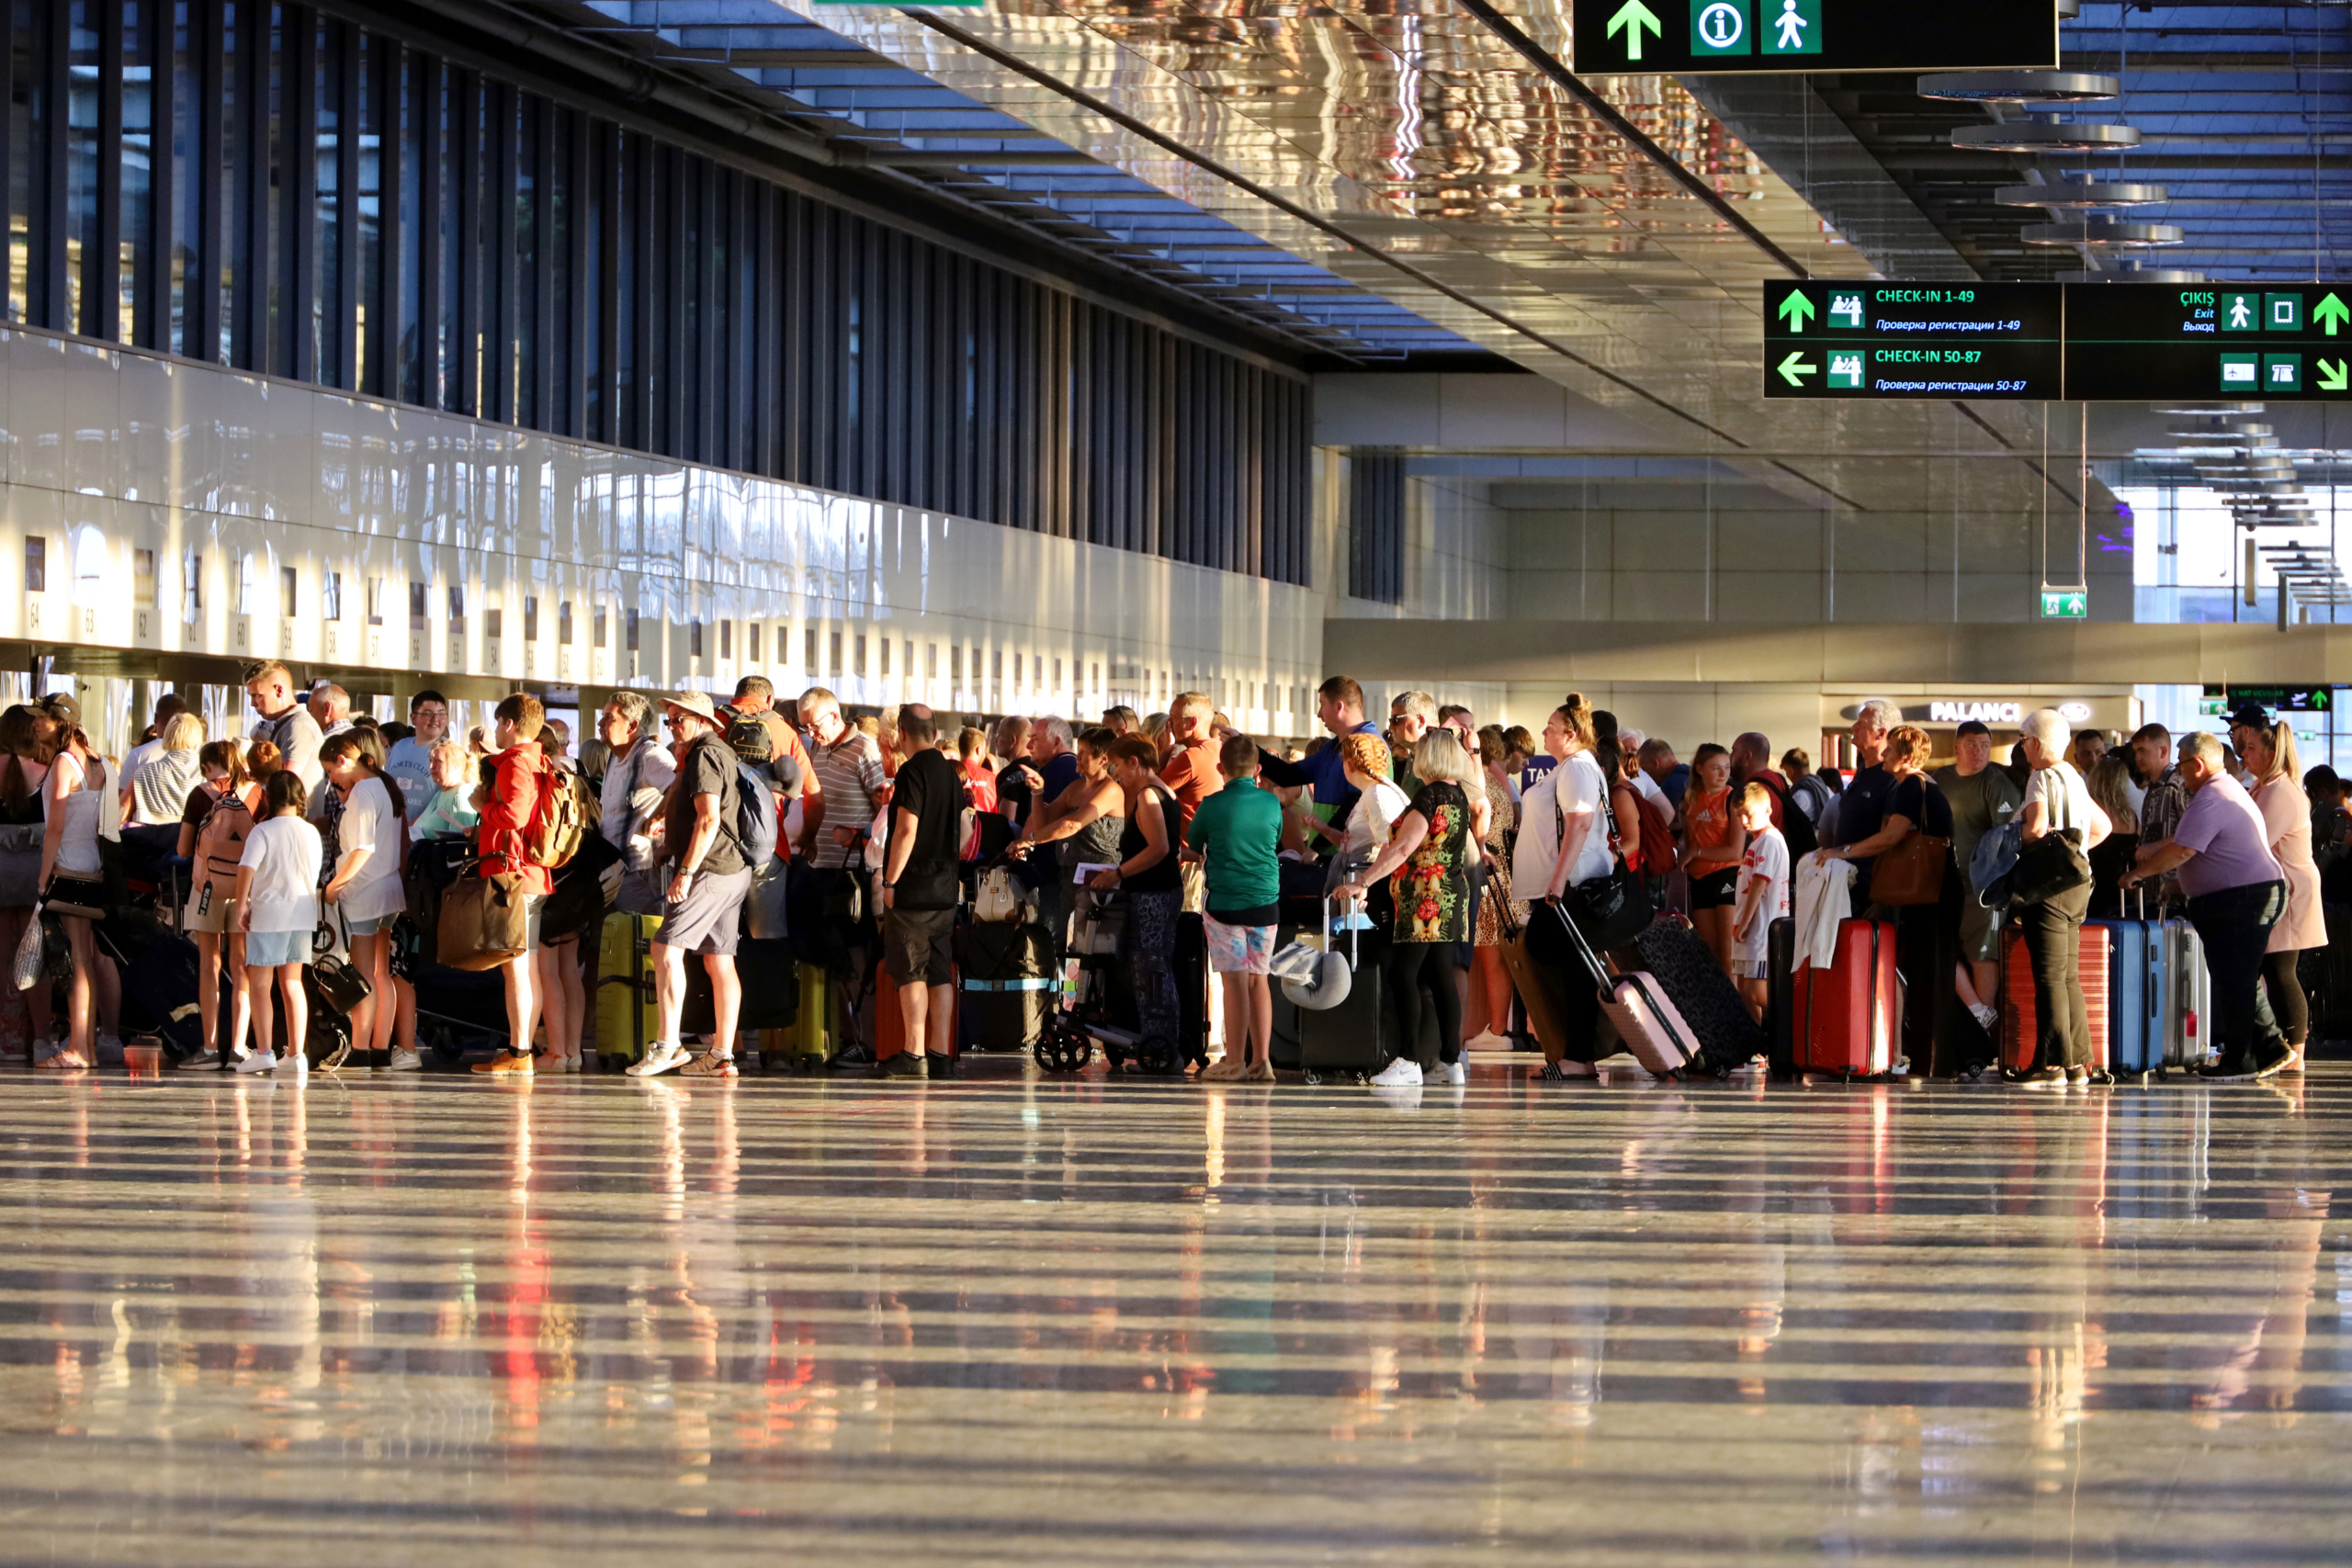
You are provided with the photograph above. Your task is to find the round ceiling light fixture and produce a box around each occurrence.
[1998,177,2168,208]
[2061,267,2204,283]
[2027,219,2184,247]
[1917,71,2118,104]
[1953,121,2143,154]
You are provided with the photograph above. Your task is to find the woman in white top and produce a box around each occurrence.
[2010,708,2112,1088]
[2241,717,2325,1069]
[320,731,410,1071]
[36,721,120,1070]
[1511,695,1615,1082]
[1335,732,1412,889]
[235,769,324,1075]
[122,712,206,827]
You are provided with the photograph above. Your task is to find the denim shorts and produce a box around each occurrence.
[245,928,309,967]
[344,911,392,937]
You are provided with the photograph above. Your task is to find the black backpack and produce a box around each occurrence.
[1752,771,1816,858]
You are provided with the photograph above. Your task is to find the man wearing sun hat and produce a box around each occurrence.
[627,690,752,1078]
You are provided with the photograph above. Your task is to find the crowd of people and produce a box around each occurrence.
[4,661,2339,1089]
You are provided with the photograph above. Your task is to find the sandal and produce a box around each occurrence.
[682,1052,738,1078]
[36,1047,88,1071]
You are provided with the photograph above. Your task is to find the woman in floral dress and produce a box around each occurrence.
[1467,723,1524,1045]
[1340,728,1486,1088]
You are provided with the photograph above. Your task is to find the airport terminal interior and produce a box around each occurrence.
[4,0,2352,1561]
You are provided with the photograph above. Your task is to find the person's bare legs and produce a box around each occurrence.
[652,941,687,1044]
[545,935,586,1065]
[223,932,251,1057]
[898,969,928,1058]
[535,942,574,1065]
[1241,973,1272,1066]
[924,982,953,1057]
[93,948,120,1044]
[502,947,539,1060]
[353,930,394,1055]
[1217,972,1250,1069]
[194,930,224,1057]
[58,915,96,1065]
[392,975,416,1054]
[1472,946,1513,1040]
[247,962,276,1060]
[278,964,308,1061]
[706,954,741,1059]
[1694,905,1734,976]
[1737,976,1767,1024]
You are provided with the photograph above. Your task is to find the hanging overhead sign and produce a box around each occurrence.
[1766,282,2352,400]
[1570,0,2058,73]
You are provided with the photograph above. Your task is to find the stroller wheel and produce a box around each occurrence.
[1137,1035,1183,1077]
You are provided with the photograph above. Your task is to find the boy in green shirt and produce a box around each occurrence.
[1184,732,1283,1082]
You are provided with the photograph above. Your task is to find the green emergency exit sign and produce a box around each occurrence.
[2040,588,2087,620]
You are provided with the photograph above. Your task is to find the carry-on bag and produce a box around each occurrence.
[1497,897,1577,1062]
[1999,923,2111,1076]
[2089,886,2173,1077]
[595,911,663,1066]
[437,872,532,972]
[1550,898,1702,1077]
[1624,912,1770,1071]
[1296,921,1423,1085]
[957,919,1055,1051]
[763,963,840,1073]
[1792,918,1899,1077]
[1765,915,1797,1077]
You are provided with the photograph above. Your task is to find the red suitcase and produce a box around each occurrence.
[1999,925,2109,1075]
[1792,919,1899,1077]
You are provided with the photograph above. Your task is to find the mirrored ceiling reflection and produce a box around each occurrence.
[0,1075,2342,1562]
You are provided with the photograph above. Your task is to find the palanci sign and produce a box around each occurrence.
[1915,699,2096,726]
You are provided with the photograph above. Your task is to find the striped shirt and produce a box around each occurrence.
[809,729,887,867]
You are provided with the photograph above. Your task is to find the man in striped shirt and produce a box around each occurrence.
[795,686,887,869]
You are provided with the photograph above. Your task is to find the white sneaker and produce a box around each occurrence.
[233,1049,277,1076]
[625,1041,689,1077]
[386,1048,423,1073]
[1368,1058,1424,1088]
[1438,1061,1467,1086]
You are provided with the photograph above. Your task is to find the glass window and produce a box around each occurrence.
[523,597,537,641]
[689,620,703,659]
[559,601,572,645]
[625,609,639,652]
[133,548,154,605]
[368,578,384,626]
[484,607,503,641]
[324,572,342,621]
[877,637,888,676]
[24,536,44,593]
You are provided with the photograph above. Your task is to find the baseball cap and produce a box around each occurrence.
[2227,701,2272,731]
[38,692,79,727]
[663,690,719,725]
[1955,718,1991,738]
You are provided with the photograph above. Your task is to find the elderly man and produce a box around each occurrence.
[309,682,355,739]
[627,692,752,1078]
[1389,690,1438,758]
[1826,697,1903,901]
[2121,730,2290,1081]
[796,686,886,866]
[1159,691,1222,842]
[596,689,675,916]
[1257,675,1384,854]
[242,660,323,789]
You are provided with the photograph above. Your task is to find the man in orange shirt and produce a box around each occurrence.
[1159,691,1221,843]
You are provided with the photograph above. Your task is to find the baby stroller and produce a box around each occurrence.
[1037,886,1185,1076]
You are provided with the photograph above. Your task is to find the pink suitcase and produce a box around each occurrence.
[1600,968,1702,1077]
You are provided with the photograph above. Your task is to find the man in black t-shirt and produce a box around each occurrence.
[628,692,752,1079]
[1829,698,1902,902]
[880,707,965,1078]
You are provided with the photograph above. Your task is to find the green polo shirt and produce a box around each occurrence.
[1184,775,1283,916]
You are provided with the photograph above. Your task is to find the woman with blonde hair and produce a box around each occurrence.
[1465,723,1522,1047]
[0,705,51,1057]
[125,711,206,827]
[412,739,481,839]
[2242,716,2324,1069]
[1996,708,2109,1087]
[1342,728,1485,1087]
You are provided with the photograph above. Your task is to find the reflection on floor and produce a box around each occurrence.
[0,1060,2345,1564]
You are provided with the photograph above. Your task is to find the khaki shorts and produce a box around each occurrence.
[185,880,241,935]
[1959,897,2002,964]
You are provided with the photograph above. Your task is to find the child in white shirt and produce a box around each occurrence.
[1730,782,1791,1023]
[234,769,324,1075]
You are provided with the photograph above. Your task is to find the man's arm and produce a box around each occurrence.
[2122,840,2195,887]
[1256,749,1312,789]
[671,790,723,900]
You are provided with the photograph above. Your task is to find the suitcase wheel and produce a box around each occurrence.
[1302,1068,1323,1086]
[1135,1036,1183,1077]
[1033,1022,1091,1073]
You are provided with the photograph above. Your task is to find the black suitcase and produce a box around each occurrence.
[1295,928,1441,1083]
[1174,911,1210,1067]
[1624,914,1769,1071]
[2308,905,2352,1043]
[118,928,208,1060]
[957,919,1054,1051]
[681,935,797,1035]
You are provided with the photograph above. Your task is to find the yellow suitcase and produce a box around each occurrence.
[595,912,662,1066]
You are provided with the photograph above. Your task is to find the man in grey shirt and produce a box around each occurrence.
[242,660,322,790]
[595,689,675,916]
[1931,718,2022,1032]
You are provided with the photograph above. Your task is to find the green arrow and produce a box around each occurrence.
[2322,358,2349,392]
[1776,291,1816,333]
[2317,294,2351,336]
[1777,351,1816,387]
[1606,0,1663,61]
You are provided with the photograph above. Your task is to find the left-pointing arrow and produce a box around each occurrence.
[1778,351,1817,387]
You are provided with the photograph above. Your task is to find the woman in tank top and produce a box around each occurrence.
[1091,735,1183,1054]
[0,705,51,1058]
[37,722,116,1069]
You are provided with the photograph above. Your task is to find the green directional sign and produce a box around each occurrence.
[2321,358,2349,392]
[1690,0,1749,52]
[2041,588,2087,621]
[2265,354,2303,393]
[1777,290,1816,332]
[1608,0,1663,60]
[1777,351,1816,387]
[1761,280,2063,400]
[1826,350,1864,389]
[1760,0,1823,54]
[2317,294,2350,336]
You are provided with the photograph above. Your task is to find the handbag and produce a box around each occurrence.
[0,823,40,908]
[1871,832,1951,906]
[435,871,533,972]
[1560,783,1655,953]
[2006,769,2091,909]
[11,904,43,990]
[41,873,107,920]
[307,900,373,1016]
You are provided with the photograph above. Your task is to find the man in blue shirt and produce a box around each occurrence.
[1256,676,1380,854]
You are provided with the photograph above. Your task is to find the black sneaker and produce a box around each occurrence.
[927,1054,959,1079]
[2253,1045,2294,1080]
[2193,1058,2258,1083]
[878,1051,928,1079]
[2015,1066,2068,1090]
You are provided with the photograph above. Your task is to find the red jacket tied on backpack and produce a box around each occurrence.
[476,741,551,897]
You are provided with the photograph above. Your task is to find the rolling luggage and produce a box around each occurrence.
[763,963,841,1072]
[1999,923,2110,1075]
[2158,911,2211,1065]
[1295,926,1444,1084]
[2090,888,2177,1078]
[1624,913,1770,1070]
[1765,915,1796,1077]
[1552,898,1702,1077]
[1792,918,1899,1077]
[110,916,209,1060]
[680,935,797,1038]
[1497,899,1578,1063]
[957,919,1054,1052]
[596,911,662,1066]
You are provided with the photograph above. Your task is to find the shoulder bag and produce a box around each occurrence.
[1869,775,1951,907]
[307,899,374,1015]
[1560,769,1655,953]
[436,869,534,971]
[2006,769,2091,908]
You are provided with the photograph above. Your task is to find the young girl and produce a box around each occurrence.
[234,769,323,1076]
[1679,743,1746,976]
[1729,781,1790,1027]
[177,739,261,1066]
[319,731,408,1070]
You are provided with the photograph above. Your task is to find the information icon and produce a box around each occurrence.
[1690,0,1750,53]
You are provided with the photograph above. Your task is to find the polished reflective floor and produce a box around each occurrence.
[4,1059,2348,1565]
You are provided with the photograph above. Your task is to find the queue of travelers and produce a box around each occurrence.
[0,661,2338,1089]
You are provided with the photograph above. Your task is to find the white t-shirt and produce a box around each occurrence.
[1630,768,1669,811]
[239,813,323,934]
[599,739,677,871]
[1736,826,1791,962]
[122,737,163,783]
[1512,751,1613,897]
[2025,761,2097,838]
[1340,777,1412,869]
[330,775,407,924]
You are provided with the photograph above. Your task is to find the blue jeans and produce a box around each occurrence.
[2184,880,2286,1069]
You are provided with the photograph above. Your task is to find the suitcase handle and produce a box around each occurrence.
[1321,890,1361,972]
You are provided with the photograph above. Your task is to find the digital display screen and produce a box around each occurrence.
[1570,0,2057,74]
[1761,281,2064,400]
[1764,283,2352,400]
